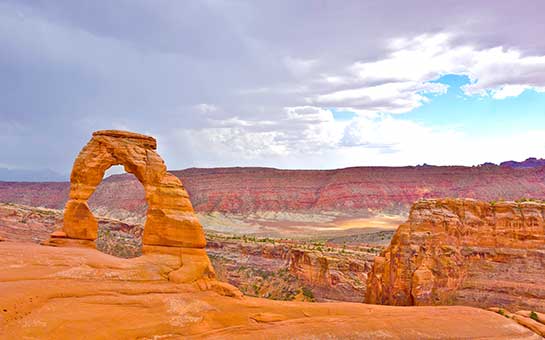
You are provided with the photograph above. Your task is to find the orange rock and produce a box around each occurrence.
[249,312,288,323]
[512,315,545,337]
[516,310,545,325]
[54,130,213,283]
[49,230,67,238]
[0,241,539,339]
[366,198,545,311]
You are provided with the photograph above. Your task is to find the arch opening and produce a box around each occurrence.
[89,166,146,258]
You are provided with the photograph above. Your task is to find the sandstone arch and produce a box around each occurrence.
[62,130,206,249]
[45,130,218,283]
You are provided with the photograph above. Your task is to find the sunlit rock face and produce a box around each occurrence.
[366,198,545,311]
[63,130,205,248]
[56,130,215,284]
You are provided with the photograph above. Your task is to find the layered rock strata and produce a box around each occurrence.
[366,198,545,312]
[3,165,545,223]
[208,236,379,302]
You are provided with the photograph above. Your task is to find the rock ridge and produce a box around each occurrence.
[366,198,545,312]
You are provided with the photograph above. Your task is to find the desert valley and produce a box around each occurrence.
[2,1,545,338]
[0,130,544,339]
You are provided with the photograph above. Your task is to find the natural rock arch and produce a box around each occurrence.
[44,130,220,284]
[62,130,206,248]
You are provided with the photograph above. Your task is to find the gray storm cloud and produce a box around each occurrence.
[1,0,545,178]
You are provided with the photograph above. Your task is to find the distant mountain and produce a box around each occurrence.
[500,157,545,169]
[0,168,67,182]
[1,165,545,218]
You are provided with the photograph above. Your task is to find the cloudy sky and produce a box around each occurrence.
[1,1,545,179]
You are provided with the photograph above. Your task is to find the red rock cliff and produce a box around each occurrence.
[366,198,545,311]
[2,165,545,219]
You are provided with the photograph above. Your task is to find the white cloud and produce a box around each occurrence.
[309,33,545,112]
[3,0,545,173]
[461,47,545,98]
[490,85,529,99]
[284,106,332,122]
[169,109,545,169]
[312,81,447,114]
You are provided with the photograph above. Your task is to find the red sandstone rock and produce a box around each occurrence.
[0,203,378,302]
[2,166,545,223]
[0,241,539,339]
[53,130,215,284]
[512,315,545,337]
[63,130,205,248]
[366,198,545,312]
[517,310,545,324]
[208,237,378,302]
[488,307,545,337]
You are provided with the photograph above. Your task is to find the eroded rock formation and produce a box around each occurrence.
[0,241,539,339]
[50,130,214,283]
[1,203,380,302]
[208,237,379,302]
[366,198,545,311]
[3,165,545,227]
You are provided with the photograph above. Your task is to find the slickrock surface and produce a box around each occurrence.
[0,242,539,340]
[366,198,545,312]
[489,307,545,337]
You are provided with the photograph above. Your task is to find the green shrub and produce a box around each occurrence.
[530,311,539,321]
[301,287,314,300]
[497,309,509,318]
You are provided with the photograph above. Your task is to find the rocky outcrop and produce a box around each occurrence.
[501,157,545,169]
[366,198,545,312]
[50,130,215,284]
[0,203,144,258]
[0,203,62,243]
[0,241,539,339]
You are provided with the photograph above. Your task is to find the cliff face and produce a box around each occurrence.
[174,166,545,215]
[208,237,378,302]
[2,165,545,220]
[366,198,545,311]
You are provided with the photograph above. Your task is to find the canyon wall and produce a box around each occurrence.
[208,236,378,302]
[366,198,545,311]
[1,165,545,222]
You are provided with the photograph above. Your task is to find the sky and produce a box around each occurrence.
[1,0,545,179]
